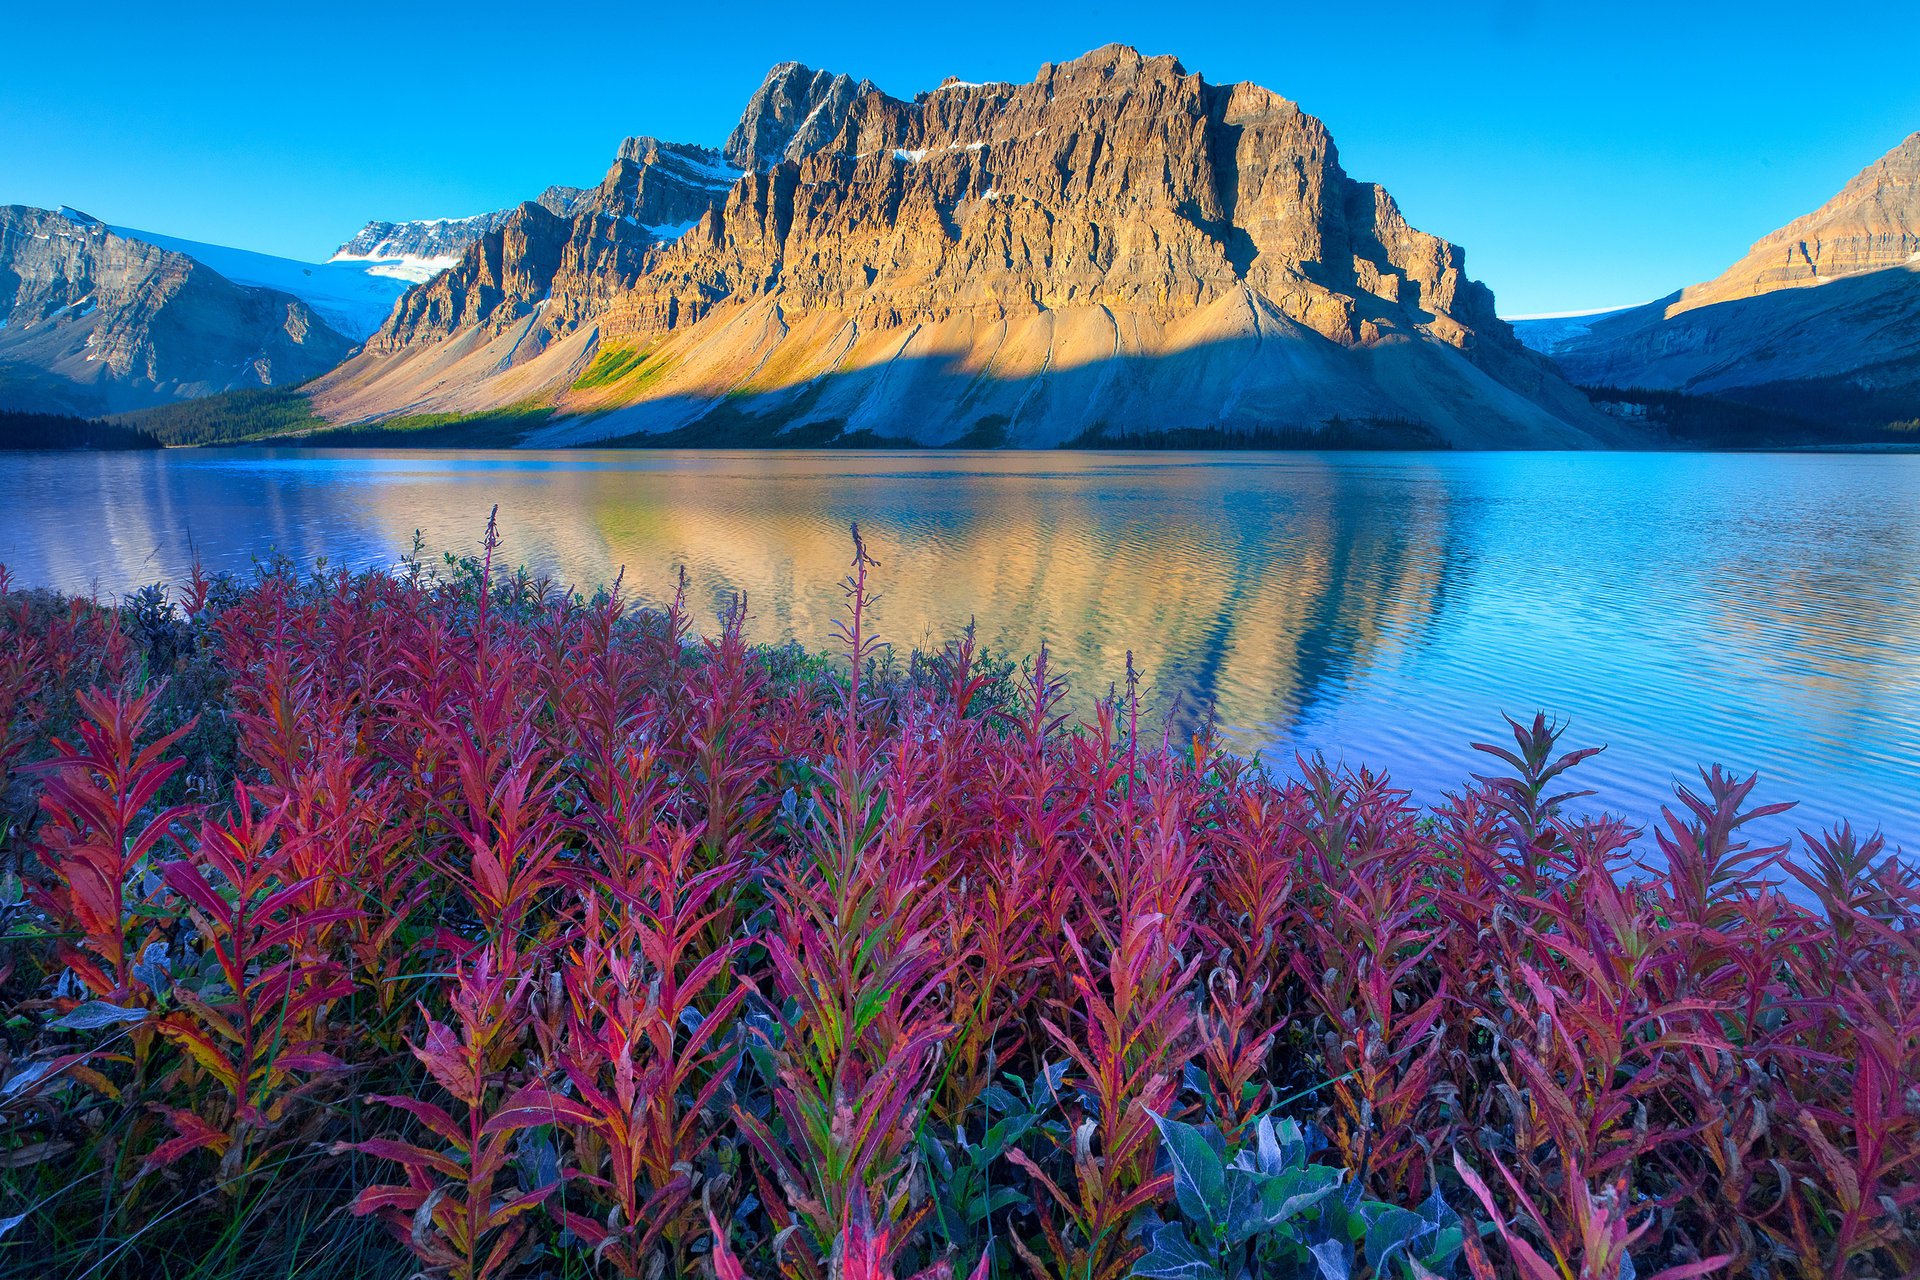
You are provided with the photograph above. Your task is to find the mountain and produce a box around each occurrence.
[0,206,354,415]
[1546,132,1920,429]
[312,46,1636,449]
[330,186,588,283]
[1507,306,1640,356]
[724,63,875,171]
[112,225,413,340]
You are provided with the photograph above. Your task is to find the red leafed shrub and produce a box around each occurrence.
[0,531,1913,1280]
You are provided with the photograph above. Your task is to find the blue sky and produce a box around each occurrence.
[3,1,1915,315]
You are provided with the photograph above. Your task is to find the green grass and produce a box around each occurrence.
[256,401,556,449]
[571,343,683,396]
[572,344,651,389]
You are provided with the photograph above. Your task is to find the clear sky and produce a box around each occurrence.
[3,1,1915,316]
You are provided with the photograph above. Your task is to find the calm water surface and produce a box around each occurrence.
[3,448,1916,857]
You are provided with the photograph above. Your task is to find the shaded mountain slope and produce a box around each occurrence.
[0,206,354,415]
[1550,132,1920,428]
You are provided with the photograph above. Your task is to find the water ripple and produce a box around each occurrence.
[2,446,1915,861]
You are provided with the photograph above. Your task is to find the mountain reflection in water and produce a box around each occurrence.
[3,448,1915,857]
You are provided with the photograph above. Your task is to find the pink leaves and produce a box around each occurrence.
[9,541,1916,1278]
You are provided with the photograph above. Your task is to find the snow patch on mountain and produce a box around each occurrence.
[112,225,409,340]
[1505,304,1645,356]
[327,251,465,284]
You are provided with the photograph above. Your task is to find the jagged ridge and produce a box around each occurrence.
[312,45,1636,448]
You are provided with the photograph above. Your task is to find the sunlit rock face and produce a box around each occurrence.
[314,45,1632,449]
[362,138,742,355]
[1679,132,1920,310]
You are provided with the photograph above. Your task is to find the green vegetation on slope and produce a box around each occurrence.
[271,401,556,448]
[116,387,326,445]
[572,343,683,396]
[573,343,652,389]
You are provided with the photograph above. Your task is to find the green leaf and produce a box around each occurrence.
[1359,1190,1463,1278]
[1307,1238,1351,1280]
[1150,1111,1228,1232]
[1233,1115,1309,1177]
[1133,1223,1220,1280]
[53,1000,149,1030]
[1229,1164,1343,1245]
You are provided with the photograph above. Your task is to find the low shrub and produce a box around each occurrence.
[0,527,1912,1280]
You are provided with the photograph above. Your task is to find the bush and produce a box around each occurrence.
[0,530,1913,1280]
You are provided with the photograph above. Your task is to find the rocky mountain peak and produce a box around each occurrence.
[1035,43,1188,89]
[315,47,1625,448]
[723,62,874,171]
[1677,129,1920,312]
[371,132,741,351]
[1541,128,1920,431]
[332,185,586,282]
[605,137,739,213]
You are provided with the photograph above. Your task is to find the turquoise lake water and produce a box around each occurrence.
[3,447,1915,858]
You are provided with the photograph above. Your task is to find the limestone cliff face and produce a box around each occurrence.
[611,48,1502,348]
[0,206,353,414]
[369,138,741,351]
[1548,132,1920,425]
[1676,132,1919,312]
[724,63,874,171]
[331,186,584,270]
[316,46,1627,447]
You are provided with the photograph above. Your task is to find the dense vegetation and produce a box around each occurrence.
[115,391,556,449]
[1581,386,1920,448]
[0,531,1913,1280]
[267,402,557,449]
[0,410,160,451]
[574,345,667,392]
[117,388,328,446]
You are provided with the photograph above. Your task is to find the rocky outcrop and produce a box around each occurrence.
[723,63,874,171]
[1548,132,1920,426]
[0,206,354,415]
[330,186,587,282]
[314,46,1634,448]
[1677,132,1919,312]
[364,138,742,354]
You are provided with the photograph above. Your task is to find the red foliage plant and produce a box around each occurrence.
[0,535,1913,1280]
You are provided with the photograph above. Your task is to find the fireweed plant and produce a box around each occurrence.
[0,524,1913,1280]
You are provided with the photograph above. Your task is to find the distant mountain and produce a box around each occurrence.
[112,225,412,340]
[314,46,1634,449]
[330,186,587,283]
[1546,132,1920,429]
[1507,306,1640,356]
[0,206,354,415]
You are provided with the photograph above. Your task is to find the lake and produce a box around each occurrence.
[3,447,1916,858]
